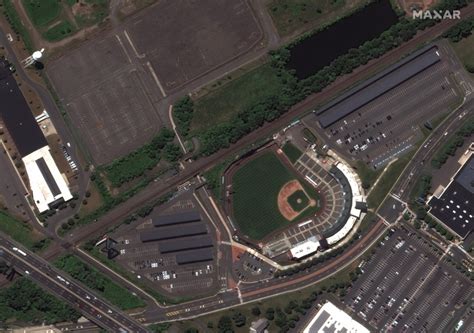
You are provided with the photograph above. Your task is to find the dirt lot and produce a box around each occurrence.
[125,0,262,93]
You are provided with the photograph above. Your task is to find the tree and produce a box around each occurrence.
[251,306,261,316]
[218,315,233,333]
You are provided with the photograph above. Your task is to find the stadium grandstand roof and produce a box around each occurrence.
[317,45,440,128]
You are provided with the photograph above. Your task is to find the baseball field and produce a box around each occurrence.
[231,151,320,240]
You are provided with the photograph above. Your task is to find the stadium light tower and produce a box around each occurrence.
[22,48,45,67]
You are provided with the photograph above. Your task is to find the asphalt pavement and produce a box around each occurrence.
[0,232,148,332]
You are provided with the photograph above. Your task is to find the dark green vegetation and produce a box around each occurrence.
[354,161,382,190]
[232,152,319,239]
[1,0,33,51]
[302,127,317,144]
[444,16,474,42]
[193,264,364,333]
[0,211,50,252]
[54,255,145,310]
[287,190,309,211]
[43,20,75,41]
[104,128,180,187]
[282,142,303,163]
[23,0,61,27]
[0,277,80,325]
[203,160,229,200]
[173,96,194,138]
[267,0,370,37]
[59,166,176,235]
[410,174,432,203]
[446,17,474,72]
[431,119,474,169]
[179,0,469,158]
[189,64,285,136]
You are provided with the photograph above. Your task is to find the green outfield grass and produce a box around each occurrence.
[282,142,303,163]
[232,152,319,240]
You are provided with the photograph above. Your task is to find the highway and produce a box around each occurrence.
[0,3,473,331]
[0,234,148,333]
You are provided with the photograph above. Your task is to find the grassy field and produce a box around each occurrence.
[267,0,370,37]
[367,152,415,209]
[70,0,109,28]
[0,211,48,251]
[190,64,284,135]
[232,152,319,239]
[354,160,382,190]
[42,20,75,41]
[282,142,303,163]
[23,0,61,27]
[451,33,474,75]
[54,255,145,310]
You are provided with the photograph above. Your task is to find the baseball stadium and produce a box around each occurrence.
[222,142,367,260]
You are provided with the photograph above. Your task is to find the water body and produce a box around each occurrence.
[287,0,399,79]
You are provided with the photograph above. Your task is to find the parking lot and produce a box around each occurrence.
[345,226,472,332]
[233,251,274,282]
[304,47,461,169]
[107,192,220,299]
[48,34,163,165]
[125,0,262,93]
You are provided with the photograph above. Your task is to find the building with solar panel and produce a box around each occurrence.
[428,151,473,239]
[0,59,72,213]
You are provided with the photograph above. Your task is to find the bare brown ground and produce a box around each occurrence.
[277,180,314,221]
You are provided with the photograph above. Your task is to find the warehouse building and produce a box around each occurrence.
[0,61,72,213]
[428,153,473,239]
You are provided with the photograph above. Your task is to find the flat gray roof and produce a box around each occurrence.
[175,248,213,265]
[140,223,208,242]
[152,211,201,227]
[159,235,213,254]
[455,156,474,195]
[317,45,440,128]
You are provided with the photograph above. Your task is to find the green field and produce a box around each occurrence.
[54,255,145,310]
[232,152,319,240]
[42,20,75,41]
[190,64,284,134]
[267,0,370,37]
[23,0,61,27]
[287,190,309,211]
[282,142,303,163]
[451,33,474,74]
[0,211,49,251]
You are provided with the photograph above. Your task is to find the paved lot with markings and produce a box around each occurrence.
[345,226,472,332]
[304,48,461,169]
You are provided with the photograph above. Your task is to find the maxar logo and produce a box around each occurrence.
[412,10,461,19]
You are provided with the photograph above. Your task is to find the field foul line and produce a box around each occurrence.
[147,61,167,97]
[123,30,145,58]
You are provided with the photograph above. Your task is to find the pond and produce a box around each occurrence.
[287,0,399,79]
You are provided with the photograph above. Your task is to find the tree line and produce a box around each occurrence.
[173,0,471,157]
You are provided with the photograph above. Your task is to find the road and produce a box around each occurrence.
[0,3,473,331]
[64,3,474,247]
[0,233,148,332]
